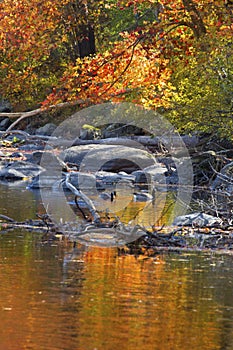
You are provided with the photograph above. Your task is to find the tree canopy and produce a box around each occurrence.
[0,0,232,136]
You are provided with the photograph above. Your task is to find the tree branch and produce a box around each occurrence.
[65,172,101,224]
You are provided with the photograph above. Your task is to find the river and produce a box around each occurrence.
[0,182,233,350]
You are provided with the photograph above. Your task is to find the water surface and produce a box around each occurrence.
[1,183,233,350]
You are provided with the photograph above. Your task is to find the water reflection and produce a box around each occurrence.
[0,181,41,220]
[0,181,175,227]
[1,231,233,350]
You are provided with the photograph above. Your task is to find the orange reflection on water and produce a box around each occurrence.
[0,233,229,350]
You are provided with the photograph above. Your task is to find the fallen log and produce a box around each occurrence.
[0,100,86,132]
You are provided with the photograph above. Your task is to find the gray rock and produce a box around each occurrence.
[28,153,63,188]
[0,99,12,113]
[30,171,97,190]
[28,173,60,189]
[96,171,121,185]
[0,161,44,180]
[4,133,26,142]
[133,164,166,185]
[132,170,148,184]
[61,144,155,173]
[143,164,167,179]
[211,161,233,194]
[157,156,176,170]
[79,124,101,140]
[9,152,24,158]
[0,117,11,131]
[64,172,96,190]
[172,212,222,227]
[96,171,135,185]
[102,124,147,138]
[19,144,45,151]
[35,123,57,136]
[166,172,178,185]
[26,151,56,165]
[0,150,6,157]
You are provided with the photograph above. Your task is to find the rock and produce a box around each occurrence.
[79,124,101,140]
[30,171,96,190]
[142,164,167,180]
[0,99,12,113]
[28,172,60,189]
[32,170,135,190]
[0,161,44,180]
[35,123,57,136]
[102,124,148,138]
[132,170,148,184]
[61,144,155,173]
[211,161,233,194]
[64,172,96,190]
[96,171,135,186]
[133,164,167,185]
[172,212,222,227]
[4,133,26,142]
[26,151,56,165]
[165,171,179,185]
[157,156,176,171]
[9,152,24,158]
[28,153,62,188]
[0,117,11,131]
[19,144,45,151]
[0,150,6,157]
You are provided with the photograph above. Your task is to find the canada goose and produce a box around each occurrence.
[133,192,153,202]
[99,191,117,202]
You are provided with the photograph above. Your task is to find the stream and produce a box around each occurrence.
[1,182,233,350]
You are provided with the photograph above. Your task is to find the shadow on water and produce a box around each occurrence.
[1,183,233,349]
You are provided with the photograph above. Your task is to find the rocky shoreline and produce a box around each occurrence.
[0,121,232,251]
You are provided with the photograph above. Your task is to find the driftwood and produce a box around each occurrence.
[64,172,101,224]
[0,129,59,141]
[0,100,86,132]
[72,135,200,149]
[0,89,134,132]
[0,214,15,222]
[2,212,233,253]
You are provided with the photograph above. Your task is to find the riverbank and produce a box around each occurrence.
[0,123,232,252]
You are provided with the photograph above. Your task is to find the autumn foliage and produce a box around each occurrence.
[0,0,232,135]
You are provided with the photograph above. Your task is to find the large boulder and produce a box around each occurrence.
[60,144,155,173]
[35,123,57,136]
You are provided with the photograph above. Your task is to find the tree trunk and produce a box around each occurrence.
[182,0,206,38]
[78,24,96,58]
